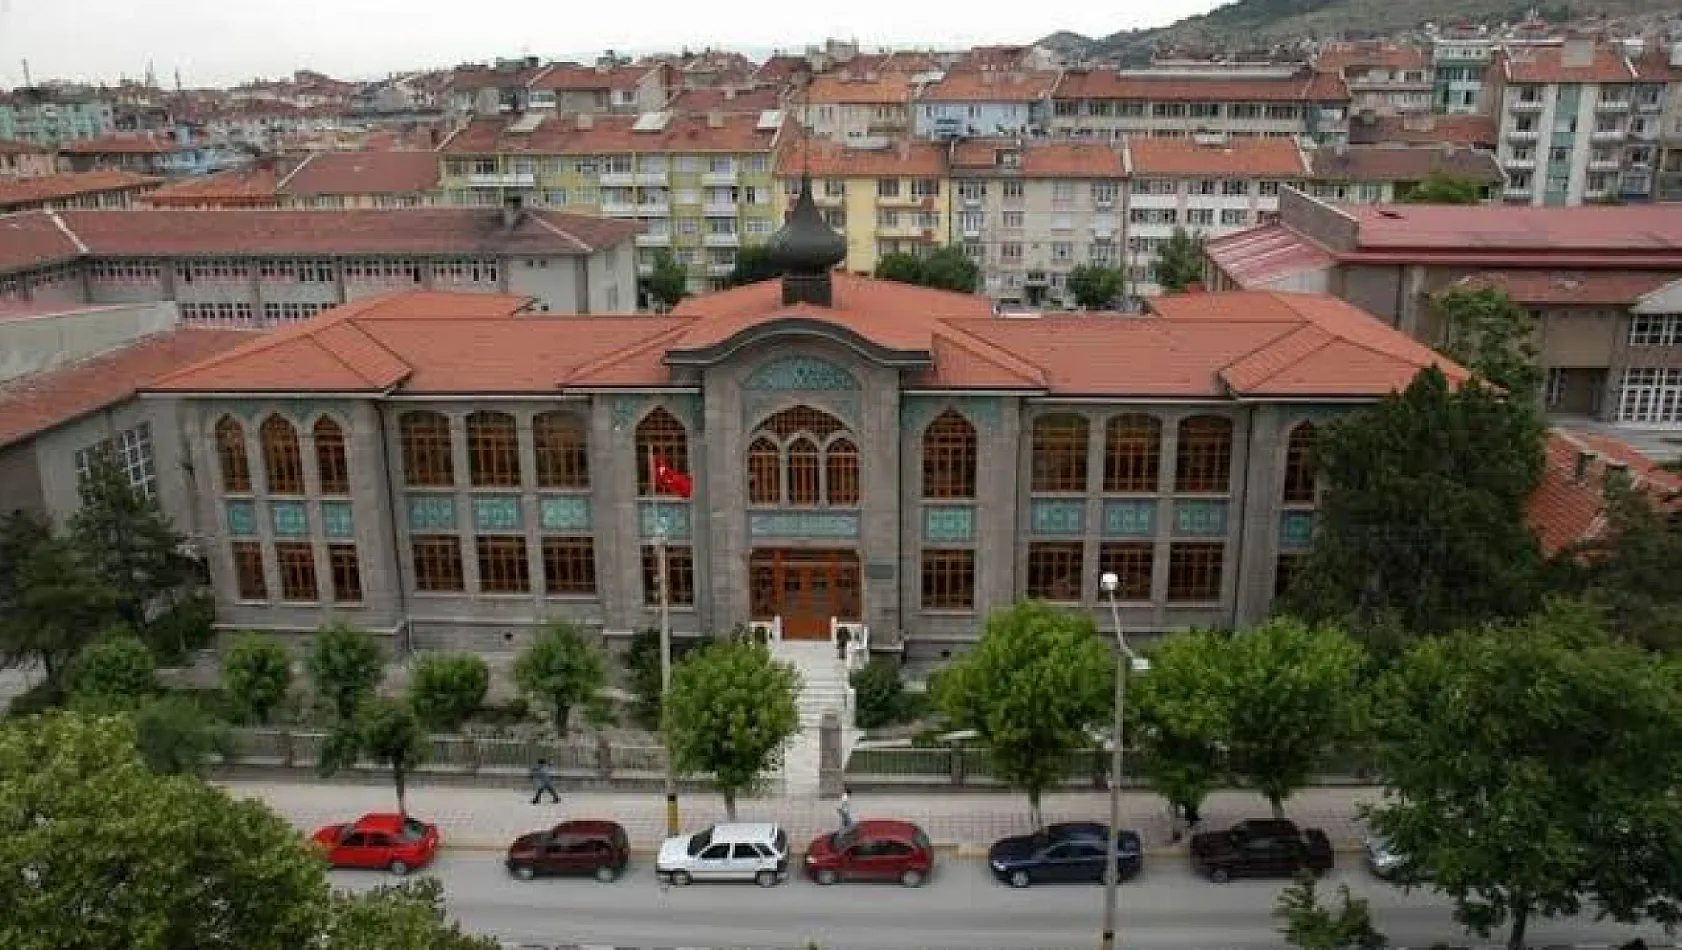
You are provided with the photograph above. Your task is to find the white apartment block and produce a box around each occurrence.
[800,73,915,143]
[1049,66,1351,146]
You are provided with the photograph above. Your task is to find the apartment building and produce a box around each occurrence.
[527,64,671,115]
[1429,31,1499,114]
[439,110,788,292]
[800,73,916,143]
[1049,66,1350,145]
[0,91,115,145]
[1122,136,1311,296]
[0,171,160,213]
[913,71,1057,140]
[1488,38,1665,206]
[0,138,59,179]
[58,132,252,178]
[1649,45,1682,203]
[773,140,949,275]
[1306,145,1504,204]
[0,205,641,319]
[1314,44,1434,117]
[275,151,441,208]
[945,139,1123,307]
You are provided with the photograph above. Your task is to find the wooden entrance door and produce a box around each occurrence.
[749,549,861,640]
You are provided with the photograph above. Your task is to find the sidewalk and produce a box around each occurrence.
[222,778,1382,857]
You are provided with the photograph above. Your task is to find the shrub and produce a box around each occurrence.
[407,653,489,733]
[133,694,232,776]
[68,633,157,713]
[144,592,216,665]
[850,658,905,730]
[221,632,293,725]
[624,627,696,730]
[513,620,605,735]
[307,623,384,722]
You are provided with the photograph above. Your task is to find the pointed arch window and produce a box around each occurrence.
[744,405,860,507]
[533,411,589,489]
[1031,413,1089,493]
[1175,415,1233,493]
[466,411,520,487]
[826,438,860,505]
[400,411,454,487]
[747,437,780,504]
[635,408,689,496]
[1103,414,1160,493]
[787,438,821,505]
[216,416,251,493]
[260,415,304,495]
[1282,422,1317,504]
[313,417,350,495]
[922,409,976,499]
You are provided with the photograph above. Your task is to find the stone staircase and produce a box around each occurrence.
[769,639,857,796]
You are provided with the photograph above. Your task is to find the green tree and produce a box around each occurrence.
[1152,226,1205,293]
[1130,629,1232,831]
[1222,618,1366,816]
[850,657,905,730]
[221,631,293,724]
[133,693,233,776]
[1282,368,1546,647]
[872,251,924,284]
[407,652,489,732]
[0,519,121,685]
[1276,873,1389,950]
[1066,264,1127,309]
[663,640,800,819]
[1399,172,1485,205]
[67,451,195,638]
[1367,603,1682,950]
[918,245,981,293]
[67,633,156,713]
[937,601,1114,828]
[638,247,689,311]
[321,878,498,950]
[1557,480,1682,651]
[319,697,428,816]
[1434,286,1543,400]
[725,243,784,286]
[0,712,329,950]
[513,620,606,735]
[624,627,695,731]
[307,622,385,722]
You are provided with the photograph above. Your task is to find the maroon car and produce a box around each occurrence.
[506,820,630,882]
[803,819,934,886]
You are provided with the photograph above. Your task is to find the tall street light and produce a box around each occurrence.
[1099,571,1148,950]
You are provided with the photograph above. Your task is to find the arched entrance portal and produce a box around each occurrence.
[749,549,861,640]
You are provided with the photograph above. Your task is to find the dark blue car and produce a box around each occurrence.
[986,822,1143,888]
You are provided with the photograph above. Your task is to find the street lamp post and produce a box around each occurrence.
[656,523,680,838]
[1099,571,1147,950]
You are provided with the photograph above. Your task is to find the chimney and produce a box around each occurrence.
[706,110,723,128]
[575,113,593,130]
[1562,36,1594,69]
[1573,450,1595,484]
[501,194,524,230]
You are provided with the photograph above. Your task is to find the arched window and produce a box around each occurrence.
[1031,414,1089,493]
[215,416,251,493]
[313,417,350,495]
[826,438,860,505]
[260,415,303,495]
[787,437,821,505]
[1175,415,1233,493]
[400,411,454,487]
[1282,422,1317,504]
[533,411,588,489]
[466,411,519,487]
[922,410,976,499]
[763,406,845,440]
[747,437,780,504]
[1103,414,1160,493]
[635,408,689,496]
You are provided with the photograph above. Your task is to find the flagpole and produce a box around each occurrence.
[650,446,680,838]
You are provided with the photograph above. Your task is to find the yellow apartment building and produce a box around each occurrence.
[773,140,951,274]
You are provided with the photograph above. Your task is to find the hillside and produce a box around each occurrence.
[1046,0,1674,62]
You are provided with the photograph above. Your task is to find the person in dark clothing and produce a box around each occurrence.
[530,758,559,804]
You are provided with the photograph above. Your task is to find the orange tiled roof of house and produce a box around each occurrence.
[0,137,49,156]
[665,86,783,114]
[145,282,1466,400]
[774,140,947,178]
[144,164,283,207]
[1309,144,1503,185]
[805,73,914,105]
[752,55,810,86]
[1055,69,1350,103]
[1126,136,1310,178]
[1452,271,1679,306]
[1348,113,1498,148]
[1315,44,1430,74]
[919,71,1058,102]
[441,111,786,155]
[529,63,658,91]
[948,139,1124,178]
[1501,43,1639,84]
[1528,428,1682,555]
[276,151,440,196]
[0,209,85,271]
[58,133,180,155]
[0,170,161,210]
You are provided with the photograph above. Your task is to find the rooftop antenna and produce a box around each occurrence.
[21,58,30,88]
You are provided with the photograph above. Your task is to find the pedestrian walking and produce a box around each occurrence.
[836,787,853,830]
[529,758,559,805]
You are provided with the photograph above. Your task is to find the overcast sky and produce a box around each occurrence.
[0,0,1225,88]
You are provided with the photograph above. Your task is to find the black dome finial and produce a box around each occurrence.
[766,174,847,276]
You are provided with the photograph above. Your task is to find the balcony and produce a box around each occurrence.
[961,223,983,238]
[636,172,669,186]
[1510,98,1544,113]
[702,233,740,247]
[466,172,536,188]
[877,193,935,208]
[600,202,638,218]
[637,202,670,217]
[701,170,738,186]
[636,233,672,247]
[600,171,637,186]
[1591,128,1627,142]
[961,195,983,208]
[1505,182,1533,198]
[1588,156,1621,172]
[876,221,926,239]
[707,263,734,277]
[703,202,739,218]
[1637,98,1663,113]
[1595,97,1631,112]
[1506,127,1539,142]
[1504,156,1536,170]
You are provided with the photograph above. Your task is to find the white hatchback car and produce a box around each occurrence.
[655,823,790,886]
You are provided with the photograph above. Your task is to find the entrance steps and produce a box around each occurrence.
[769,639,858,796]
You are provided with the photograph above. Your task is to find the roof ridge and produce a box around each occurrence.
[934,321,1048,387]
[275,152,316,191]
[557,319,693,385]
[147,294,393,388]
[1220,322,1338,390]
[330,313,417,388]
[46,209,88,254]
[527,212,594,252]
[1280,292,1449,370]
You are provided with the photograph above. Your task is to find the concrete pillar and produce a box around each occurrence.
[818,711,844,798]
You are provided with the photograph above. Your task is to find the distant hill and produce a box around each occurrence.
[1044,0,1673,63]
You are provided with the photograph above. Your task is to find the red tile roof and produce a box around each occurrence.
[1127,137,1310,178]
[1054,69,1350,104]
[1309,145,1503,185]
[58,133,181,155]
[1204,224,1336,288]
[0,210,85,273]
[1528,428,1682,555]
[276,151,440,196]
[805,74,914,105]
[1341,203,1682,263]
[948,139,1124,178]
[1315,44,1430,74]
[0,171,161,210]
[0,137,49,156]
[0,327,257,448]
[1348,114,1499,148]
[1501,43,1638,84]
[665,86,783,114]
[1452,271,1679,306]
[775,140,948,178]
[919,71,1058,103]
[529,64,657,92]
[440,111,785,155]
[144,165,282,206]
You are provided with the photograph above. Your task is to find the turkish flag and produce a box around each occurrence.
[652,455,693,499]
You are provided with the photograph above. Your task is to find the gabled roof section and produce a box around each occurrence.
[0,209,85,274]
[1528,428,1682,555]
[0,171,161,211]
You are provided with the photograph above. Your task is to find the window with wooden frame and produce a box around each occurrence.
[921,410,977,499]
[634,408,688,495]
[1031,414,1089,493]
[1174,416,1233,493]
[400,411,455,487]
[1282,422,1317,503]
[476,535,530,593]
[787,438,820,505]
[1167,542,1224,602]
[1274,552,1304,599]
[274,542,318,601]
[1098,542,1154,600]
[328,543,362,603]
[466,411,520,487]
[231,541,266,600]
[541,537,597,595]
[216,416,251,493]
[260,415,304,495]
[920,549,975,611]
[533,411,589,489]
[747,437,780,504]
[412,535,464,592]
[314,417,350,495]
[826,438,860,505]
[762,406,845,440]
[1103,414,1161,493]
[641,544,695,606]
[1026,542,1085,601]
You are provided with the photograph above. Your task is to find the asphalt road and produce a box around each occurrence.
[331,852,1667,949]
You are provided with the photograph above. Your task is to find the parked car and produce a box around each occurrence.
[506,820,630,882]
[1191,819,1334,883]
[656,823,789,886]
[312,813,440,875]
[986,822,1143,888]
[803,819,934,886]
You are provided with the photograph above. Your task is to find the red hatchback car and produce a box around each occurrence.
[803,819,934,886]
[313,813,441,875]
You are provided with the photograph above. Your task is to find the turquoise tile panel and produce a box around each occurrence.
[1030,499,1085,535]
[320,501,354,539]
[1280,510,1316,551]
[225,500,257,537]
[639,501,691,540]
[1102,499,1156,537]
[406,495,456,532]
[539,495,592,532]
[1173,500,1229,537]
[472,496,522,533]
[749,510,860,539]
[923,506,975,543]
[742,356,860,391]
[270,501,309,538]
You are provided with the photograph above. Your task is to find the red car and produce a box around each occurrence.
[803,819,934,886]
[506,820,631,882]
[313,813,440,875]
